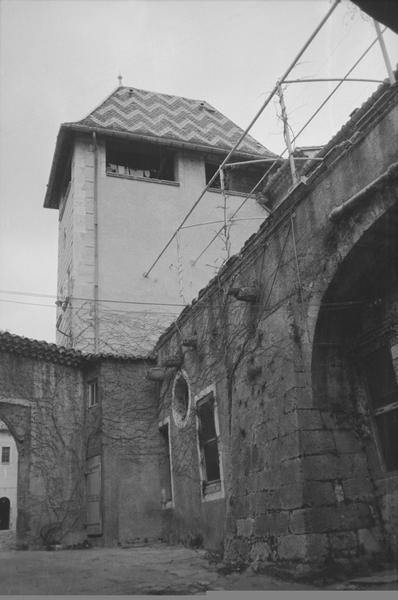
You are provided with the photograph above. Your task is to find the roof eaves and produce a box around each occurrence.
[43,124,74,209]
[61,121,272,159]
[0,331,152,366]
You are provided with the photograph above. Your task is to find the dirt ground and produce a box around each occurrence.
[0,540,397,595]
[0,543,314,595]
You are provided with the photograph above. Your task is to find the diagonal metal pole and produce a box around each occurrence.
[191,29,387,266]
[143,0,341,278]
[373,19,396,84]
[277,82,298,186]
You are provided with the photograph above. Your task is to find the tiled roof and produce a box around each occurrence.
[75,86,272,157]
[0,332,151,367]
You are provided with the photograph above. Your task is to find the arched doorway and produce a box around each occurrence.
[311,204,398,561]
[0,498,10,530]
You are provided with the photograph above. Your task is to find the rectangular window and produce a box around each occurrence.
[196,390,223,499]
[205,163,221,189]
[1,447,10,463]
[159,421,173,508]
[106,140,176,182]
[205,161,264,195]
[88,381,98,408]
[364,345,398,471]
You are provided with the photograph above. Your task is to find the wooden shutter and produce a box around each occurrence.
[85,455,102,536]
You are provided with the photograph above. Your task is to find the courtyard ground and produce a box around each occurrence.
[0,543,313,595]
[0,535,397,595]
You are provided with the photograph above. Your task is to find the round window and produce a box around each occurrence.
[172,371,191,428]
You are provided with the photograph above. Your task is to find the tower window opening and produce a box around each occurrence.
[106,141,176,182]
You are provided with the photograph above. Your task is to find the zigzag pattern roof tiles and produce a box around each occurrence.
[77,86,272,157]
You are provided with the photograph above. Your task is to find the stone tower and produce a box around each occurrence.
[44,85,274,353]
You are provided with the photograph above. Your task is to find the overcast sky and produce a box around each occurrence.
[0,0,397,343]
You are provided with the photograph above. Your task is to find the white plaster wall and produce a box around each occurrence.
[0,427,18,530]
[97,143,266,307]
[58,135,267,352]
[57,136,96,350]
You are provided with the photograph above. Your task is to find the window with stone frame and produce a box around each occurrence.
[159,421,173,508]
[196,392,221,495]
[1,447,10,464]
[363,344,398,471]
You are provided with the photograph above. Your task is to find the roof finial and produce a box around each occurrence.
[118,73,123,87]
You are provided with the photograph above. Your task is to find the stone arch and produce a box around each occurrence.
[310,201,398,561]
[305,173,398,348]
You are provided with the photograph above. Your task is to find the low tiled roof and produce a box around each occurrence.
[0,331,151,367]
[76,86,272,157]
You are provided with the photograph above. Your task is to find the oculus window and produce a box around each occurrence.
[172,372,191,428]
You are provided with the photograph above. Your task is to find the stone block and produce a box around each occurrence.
[224,536,251,563]
[279,483,303,510]
[249,540,271,562]
[279,431,300,459]
[343,477,374,502]
[298,409,325,430]
[278,533,308,560]
[290,503,373,535]
[236,518,254,538]
[300,430,335,455]
[357,528,383,554]
[333,430,362,454]
[306,533,330,562]
[254,512,289,537]
[255,489,280,513]
[303,481,334,507]
[338,453,369,479]
[279,457,303,484]
[328,530,358,554]
[279,411,300,437]
[302,454,339,480]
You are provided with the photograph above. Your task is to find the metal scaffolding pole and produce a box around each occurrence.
[373,19,396,85]
[142,0,341,278]
[277,82,298,186]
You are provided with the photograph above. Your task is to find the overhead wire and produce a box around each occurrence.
[0,289,187,308]
[142,0,341,279]
[190,28,388,265]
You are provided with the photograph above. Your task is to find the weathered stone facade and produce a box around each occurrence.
[153,76,398,573]
[0,338,86,547]
[0,334,163,549]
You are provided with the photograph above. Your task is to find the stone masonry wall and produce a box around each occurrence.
[154,80,398,572]
[94,359,164,546]
[0,350,86,548]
